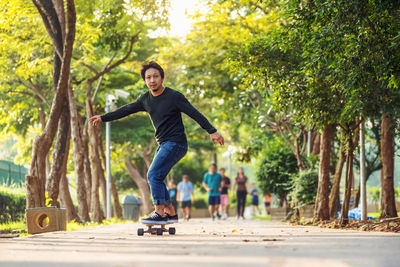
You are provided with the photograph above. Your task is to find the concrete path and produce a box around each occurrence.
[0,218,398,267]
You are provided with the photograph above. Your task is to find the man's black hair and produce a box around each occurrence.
[141,61,164,81]
[210,163,217,168]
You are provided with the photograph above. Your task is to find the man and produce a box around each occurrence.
[219,168,231,220]
[177,174,194,221]
[202,163,222,220]
[89,61,224,224]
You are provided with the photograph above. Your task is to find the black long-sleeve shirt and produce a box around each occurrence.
[101,87,217,144]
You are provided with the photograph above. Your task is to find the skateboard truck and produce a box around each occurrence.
[137,224,176,236]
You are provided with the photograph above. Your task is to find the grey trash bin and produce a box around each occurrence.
[122,195,142,221]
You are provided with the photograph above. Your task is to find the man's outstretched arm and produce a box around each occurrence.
[89,100,144,127]
[177,92,224,145]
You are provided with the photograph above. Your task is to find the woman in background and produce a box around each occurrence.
[232,167,250,220]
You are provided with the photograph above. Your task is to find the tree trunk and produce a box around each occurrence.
[46,97,70,206]
[27,0,76,209]
[98,129,122,218]
[80,33,139,219]
[92,126,107,216]
[124,158,153,215]
[86,97,104,222]
[312,133,321,155]
[380,114,398,218]
[26,175,41,208]
[340,134,354,225]
[314,125,333,221]
[82,122,92,210]
[58,128,80,222]
[68,80,90,222]
[295,149,307,171]
[329,140,346,218]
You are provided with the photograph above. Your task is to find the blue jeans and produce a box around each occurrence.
[147,141,188,205]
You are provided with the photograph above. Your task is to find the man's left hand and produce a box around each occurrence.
[210,132,224,146]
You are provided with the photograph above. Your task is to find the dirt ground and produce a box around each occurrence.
[0,218,399,267]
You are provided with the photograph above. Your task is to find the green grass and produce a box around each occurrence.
[0,217,133,236]
[0,220,26,232]
[66,217,132,231]
[0,182,26,195]
[252,215,271,221]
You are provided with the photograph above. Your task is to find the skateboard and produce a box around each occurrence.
[137,223,176,236]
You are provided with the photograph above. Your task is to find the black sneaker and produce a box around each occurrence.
[165,213,178,223]
[140,212,168,225]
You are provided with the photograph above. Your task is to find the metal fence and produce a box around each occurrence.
[0,160,27,185]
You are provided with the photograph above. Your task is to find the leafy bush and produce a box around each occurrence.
[0,187,26,223]
[172,156,207,186]
[368,187,380,203]
[367,187,400,203]
[291,169,319,207]
[192,197,207,209]
[256,141,298,201]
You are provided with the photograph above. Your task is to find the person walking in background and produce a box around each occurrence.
[167,179,178,215]
[264,193,272,215]
[250,183,261,216]
[232,167,249,220]
[202,163,222,220]
[219,167,231,220]
[177,174,194,221]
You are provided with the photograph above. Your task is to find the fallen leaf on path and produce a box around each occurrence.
[232,229,237,232]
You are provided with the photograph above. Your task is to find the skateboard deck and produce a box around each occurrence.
[137,223,176,236]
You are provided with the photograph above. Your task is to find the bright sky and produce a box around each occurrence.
[167,0,205,37]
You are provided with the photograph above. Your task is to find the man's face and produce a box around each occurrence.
[209,165,216,174]
[220,169,225,176]
[145,68,163,92]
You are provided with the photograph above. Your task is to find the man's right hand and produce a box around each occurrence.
[89,115,102,127]
[206,187,211,192]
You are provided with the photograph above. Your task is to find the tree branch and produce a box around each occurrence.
[92,53,117,103]
[249,1,270,15]
[87,32,140,84]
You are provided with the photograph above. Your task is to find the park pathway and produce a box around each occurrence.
[0,218,399,267]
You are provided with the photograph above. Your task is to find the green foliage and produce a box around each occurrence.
[368,186,400,203]
[0,185,26,223]
[290,169,319,208]
[256,140,298,200]
[192,196,208,209]
[368,187,381,203]
[171,156,207,186]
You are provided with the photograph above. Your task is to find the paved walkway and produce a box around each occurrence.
[0,218,399,267]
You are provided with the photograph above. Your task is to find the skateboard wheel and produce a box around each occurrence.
[156,228,163,235]
[168,227,175,235]
[138,228,144,236]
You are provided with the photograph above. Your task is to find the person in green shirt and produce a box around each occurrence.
[202,163,223,220]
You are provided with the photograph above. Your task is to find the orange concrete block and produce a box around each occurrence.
[26,207,67,234]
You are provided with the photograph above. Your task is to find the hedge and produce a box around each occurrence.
[0,188,26,223]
